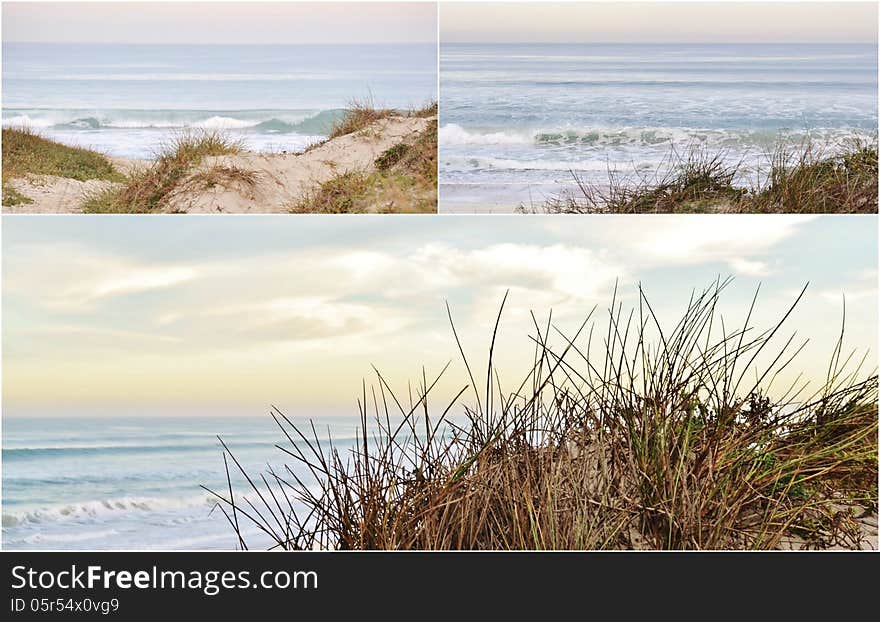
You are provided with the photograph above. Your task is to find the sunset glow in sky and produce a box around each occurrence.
[440,2,878,43]
[3,215,876,417]
[3,2,438,44]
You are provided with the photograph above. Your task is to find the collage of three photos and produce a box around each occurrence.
[1,1,878,552]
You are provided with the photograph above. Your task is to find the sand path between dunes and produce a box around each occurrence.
[165,116,432,213]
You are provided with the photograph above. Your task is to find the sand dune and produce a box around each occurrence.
[167,116,432,213]
[5,115,434,214]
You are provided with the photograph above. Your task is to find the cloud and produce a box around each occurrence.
[90,267,197,299]
[4,243,201,312]
[3,217,874,409]
[630,215,815,275]
[817,269,878,305]
[727,258,771,277]
[202,296,403,342]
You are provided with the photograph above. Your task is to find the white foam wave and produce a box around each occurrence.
[19,530,120,545]
[2,110,321,131]
[105,116,262,130]
[2,114,55,129]
[2,495,215,527]
[443,155,612,172]
[439,124,531,145]
[439,124,687,147]
[440,124,876,148]
[191,116,261,130]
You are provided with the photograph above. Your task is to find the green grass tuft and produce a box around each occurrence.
[82,130,242,213]
[291,119,437,213]
[2,127,122,206]
[375,143,410,170]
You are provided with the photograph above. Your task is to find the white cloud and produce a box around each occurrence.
[632,215,815,268]
[4,243,201,311]
[90,267,197,299]
[727,257,772,277]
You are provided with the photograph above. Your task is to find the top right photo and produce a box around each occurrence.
[439,1,878,214]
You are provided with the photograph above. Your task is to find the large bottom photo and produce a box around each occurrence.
[2,214,877,551]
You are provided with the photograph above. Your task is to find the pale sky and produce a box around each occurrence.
[441,2,879,43]
[2,1,438,44]
[3,215,876,418]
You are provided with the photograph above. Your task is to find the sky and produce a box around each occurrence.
[2,215,876,418]
[440,2,879,43]
[1,1,438,44]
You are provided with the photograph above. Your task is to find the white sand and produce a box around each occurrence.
[4,175,123,214]
[4,116,434,214]
[166,115,432,213]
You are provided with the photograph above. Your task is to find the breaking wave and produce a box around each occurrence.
[2,109,346,135]
[439,123,874,149]
[2,495,215,528]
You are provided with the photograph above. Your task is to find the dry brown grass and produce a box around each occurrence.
[207,280,877,550]
[291,119,437,214]
[531,138,878,214]
[328,98,437,139]
[82,131,242,213]
[411,101,438,118]
[183,164,259,193]
[328,98,397,140]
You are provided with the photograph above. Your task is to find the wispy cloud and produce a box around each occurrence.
[2,216,873,409]
[630,215,815,276]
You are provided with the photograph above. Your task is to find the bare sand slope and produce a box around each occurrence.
[166,116,432,213]
[4,156,142,214]
[4,175,122,214]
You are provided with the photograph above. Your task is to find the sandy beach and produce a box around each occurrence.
[4,115,435,214]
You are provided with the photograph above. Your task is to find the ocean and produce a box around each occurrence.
[438,43,878,211]
[2,42,437,159]
[2,415,368,550]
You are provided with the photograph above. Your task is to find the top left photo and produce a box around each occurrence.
[1,1,438,214]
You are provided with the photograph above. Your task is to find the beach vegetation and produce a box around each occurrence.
[328,98,438,139]
[82,130,242,213]
[2,127,122,206]
[291,119,437,213]
[411,101,439,118]
[328,97,397,139]
[531,138,878,214]
[206,280,878,550]
[184,164,259,192]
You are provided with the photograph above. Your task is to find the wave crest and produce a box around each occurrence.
[2,109,346,135]
[439,124,875,149]
[2,495,215,527]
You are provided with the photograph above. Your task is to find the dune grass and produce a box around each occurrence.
[82,131,243,213]
[290,118,437,213]
[183,164,259,193]
[531,138,878,214]
[2,127,123,206]
[207,280,877,550]
[328,98,438,140]
[328,98,398,140]
[411,101,439,119]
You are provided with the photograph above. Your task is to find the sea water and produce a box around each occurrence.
[2,415,367,550]
[2,43,437,159]
[439,43,878,211]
